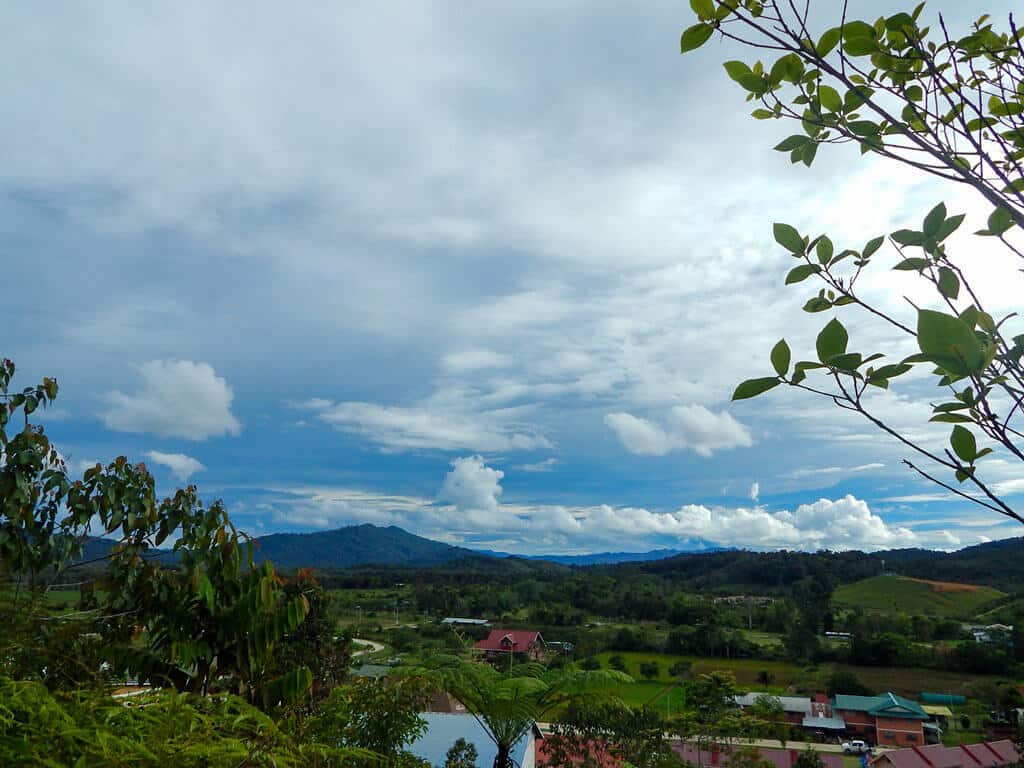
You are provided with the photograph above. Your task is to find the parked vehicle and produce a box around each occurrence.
[842,740,872,755]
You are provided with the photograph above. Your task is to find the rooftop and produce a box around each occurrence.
[833,693,928,720]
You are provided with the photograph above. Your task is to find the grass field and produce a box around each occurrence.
[589,650,1008,706]
[833,576,1004,618]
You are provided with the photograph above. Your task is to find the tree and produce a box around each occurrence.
[609,654,628,672]
[414,658,630,768]
[794,749,826,768]
[305,676,433,764]
[682,2,1024,524]
[445,739,480,768]
[640,661,661,680]
[750,694,788,747]
[0,359,312,708]
[546,699,680,768]
[825,670,872,697]
[670,660,694,681]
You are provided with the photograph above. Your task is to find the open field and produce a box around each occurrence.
[833,576,1004,618]
[593,651,799,689]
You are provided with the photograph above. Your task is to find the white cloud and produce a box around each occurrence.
[789,463,885,479]
[100,360,241,440]
[301,399,551,453]
[517,457,559,472]
[749,482,760,502]
[439,455,505,517]
[145,450,206,481]
[605,405,753,457]
[442,348,512,373]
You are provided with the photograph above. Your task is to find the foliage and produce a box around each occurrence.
[825,670,872,697]
[793,749,826,768]
[0,678,359,768]
[304,677,432,762]
[445,738,480,768]
[546,699,681,768]
[640,661,662,680]
[412,658,630,768]
[682,2,1024,523]
[0,359,314,707]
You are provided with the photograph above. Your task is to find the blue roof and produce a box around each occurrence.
[407,713,531,768]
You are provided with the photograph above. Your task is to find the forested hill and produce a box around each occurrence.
[617,538,1024,592]
[250,523,481,568]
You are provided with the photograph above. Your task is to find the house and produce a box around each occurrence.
[734,693,813,725]
[833,693,929,747]
[870,740,1020,768]
[441,617,491,627]
[473,629,546,661]
[735,692,847,734]
[969,624,1014,645]
[672,743,844,768]
[407,713,534,768]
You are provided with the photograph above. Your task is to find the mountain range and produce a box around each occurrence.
[74,524,1024,587]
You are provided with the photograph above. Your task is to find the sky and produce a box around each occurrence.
[4,1,1023,555]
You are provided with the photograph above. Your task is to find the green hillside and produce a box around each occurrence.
[833,575,1004,617]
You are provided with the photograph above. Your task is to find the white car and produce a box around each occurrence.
[842,740,871,755]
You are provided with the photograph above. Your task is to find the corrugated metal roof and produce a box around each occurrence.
[735,693,812,714]
[834,693,927,720]
[802,716,847,730]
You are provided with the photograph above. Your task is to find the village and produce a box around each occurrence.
[345,616,1024,768]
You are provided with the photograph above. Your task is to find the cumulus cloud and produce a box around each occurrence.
[749,482,760,502]
[101,360,241,440]
[145,450,206,481]
[300,399,551,452]
[439,455,504,517]
[605,405,753,457]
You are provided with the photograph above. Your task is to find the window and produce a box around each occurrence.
[906,734,918,743]
[883,732,895,739]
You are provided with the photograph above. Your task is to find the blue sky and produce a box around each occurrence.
[5,1,1023,554]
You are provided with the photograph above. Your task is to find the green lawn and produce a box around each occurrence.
[593,651,799,689]
[833,576,1004,618]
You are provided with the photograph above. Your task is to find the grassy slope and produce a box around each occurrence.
[833,575,1004,618]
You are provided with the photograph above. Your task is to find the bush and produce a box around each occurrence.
[608,655,627,672]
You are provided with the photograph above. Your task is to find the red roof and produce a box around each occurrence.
[874,741,1020,768]
[473,629,542,653]
[672,743,844,768]
[535,737,620,768]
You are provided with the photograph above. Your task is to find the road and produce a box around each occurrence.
[351,638,385,656]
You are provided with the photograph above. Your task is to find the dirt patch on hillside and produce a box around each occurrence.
[906,577,981,593]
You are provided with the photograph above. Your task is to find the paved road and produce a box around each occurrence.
[352,638,385,656]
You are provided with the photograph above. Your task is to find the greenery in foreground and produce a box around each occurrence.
[7,1,1024,765]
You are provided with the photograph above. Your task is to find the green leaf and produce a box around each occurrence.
[774,135,808,152]
[732,377,781,400]
[828,352,863,371]
[863,236,884,257]
[770,339,791,377]
[937,267,960,299]
[891,229,924,246]
[917,309,984,374]
[816,236,834,263]
[848,120,880,136]
[985,206,1015,236]
[773,222,805,253]
[817,27,842,56]
[723,60,753,82]
[936,213,964,241]
[923,202,946,237]
[816,317,849,362]
[681,23,714,52]
[950,425,978,463]
[689,0,715,19]
[894,257,929,271]
[843,20,876,39]
[818,84,842,112]
[785,264,821,284]
[803,297,832,313]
